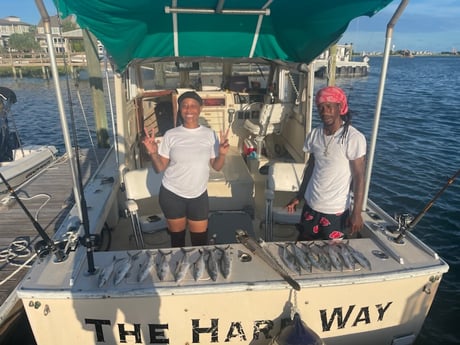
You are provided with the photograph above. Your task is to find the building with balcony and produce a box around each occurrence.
[0,16,32,49]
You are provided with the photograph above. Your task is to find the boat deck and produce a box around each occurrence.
[0,148,106,334]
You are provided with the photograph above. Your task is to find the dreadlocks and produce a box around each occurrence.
[340,110,352,144]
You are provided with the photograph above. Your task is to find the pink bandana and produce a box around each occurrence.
[315,86,349,115]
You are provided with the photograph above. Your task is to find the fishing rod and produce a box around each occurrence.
[236,229,301,291]
[0,171,66,262]
[393,168,460,243]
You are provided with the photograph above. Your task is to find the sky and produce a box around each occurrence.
[2,0,460,53]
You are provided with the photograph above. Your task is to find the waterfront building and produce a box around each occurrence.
[0,16,32,50]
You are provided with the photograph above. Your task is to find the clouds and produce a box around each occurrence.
[340,0,460,53]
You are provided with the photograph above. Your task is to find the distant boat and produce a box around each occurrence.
[0,87,57,193]
[401,49,414,58]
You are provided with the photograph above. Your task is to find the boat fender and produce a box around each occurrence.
[270,313,324,345]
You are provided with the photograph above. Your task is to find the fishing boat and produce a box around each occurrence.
[15,1,450,344]
[0,87,57,194]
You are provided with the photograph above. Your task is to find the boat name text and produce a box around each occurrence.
[84,302,393,343]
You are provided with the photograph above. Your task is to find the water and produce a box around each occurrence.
[1,56,460,344]
[336,56,460,345]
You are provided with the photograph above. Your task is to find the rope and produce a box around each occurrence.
[1,193,51,221]
[75,83,100,166]
[0,238,36,287]
[0,252,37,286]
[288,72,300,99]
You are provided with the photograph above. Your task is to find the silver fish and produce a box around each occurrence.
[291,243,312,272]
[156,250,172,281]
[310,243,331,271]
[193,249,206,281]
[98,255,118,288]
[174,248,194,283]
[206,248,219,281]
[301,243,322,270]
[217,245,232,279]
[326,243,344,271]
[278,243,300,274]
[337,243,355,270]
[137,251,156,282]
[346,243,372,270]
[114,251,139,285]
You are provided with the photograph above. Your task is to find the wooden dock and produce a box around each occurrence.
[0,148,107,340]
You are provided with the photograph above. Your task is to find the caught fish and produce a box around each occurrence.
[137,250,156,282]
[217,245,232,279]
[291,243,312,273]
[346,243,372,271]
[325,243,344,271]
[278,243,300,275]
[206,248,219,281]
[114,251,140,285]
[301,243,322,270]
[310,243,331,271]
[174,248,194,283]
[193,249,206,281]
[98,255,118,288]
[337,243,355,271]
[156,250,172,281]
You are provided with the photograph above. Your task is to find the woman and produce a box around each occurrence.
[142,91,229,247]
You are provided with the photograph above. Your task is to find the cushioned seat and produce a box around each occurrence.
[123,166,166,248]
[265,162,305,241]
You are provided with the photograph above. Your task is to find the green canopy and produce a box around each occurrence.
[53,0,394,71]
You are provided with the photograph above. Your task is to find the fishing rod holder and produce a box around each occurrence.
[387,213,414,244]
[79,233,101,251]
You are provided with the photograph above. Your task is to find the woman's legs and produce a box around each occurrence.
[167,218,187,247]
[159,185,209,247]
[188,219,208,246]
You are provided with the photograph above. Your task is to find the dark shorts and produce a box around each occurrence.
[159,185,209,221]
[296,202,349,241]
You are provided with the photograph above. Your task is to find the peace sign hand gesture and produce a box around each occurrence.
[142,128,158,155]
[219,128,230,156]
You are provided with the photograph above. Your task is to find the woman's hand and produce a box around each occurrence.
[218,128,230,156]
[142,128,158,155]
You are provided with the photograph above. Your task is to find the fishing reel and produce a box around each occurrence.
[387,213,414,244]
[34,239,68,262]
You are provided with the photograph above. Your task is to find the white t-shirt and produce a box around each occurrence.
[302,125,366,214]
[159,125,219,198]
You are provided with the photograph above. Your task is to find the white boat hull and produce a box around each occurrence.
[19,244,445,345]
[0,145,57,191]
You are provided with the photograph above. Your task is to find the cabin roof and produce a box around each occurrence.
[53,0,394,71]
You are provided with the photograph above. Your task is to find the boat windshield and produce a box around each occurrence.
[138,61,272,93]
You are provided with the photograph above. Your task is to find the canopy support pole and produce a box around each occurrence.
[249,1,273,58]
[35,0,97,274]
[34,0,82,221]
[166,0,272,58]
[171,0,179,56]
[363,0,410,210]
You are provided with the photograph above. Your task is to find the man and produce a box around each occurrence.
[286,86,366,240]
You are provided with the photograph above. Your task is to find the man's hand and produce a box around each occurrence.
[286,198,300,213]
